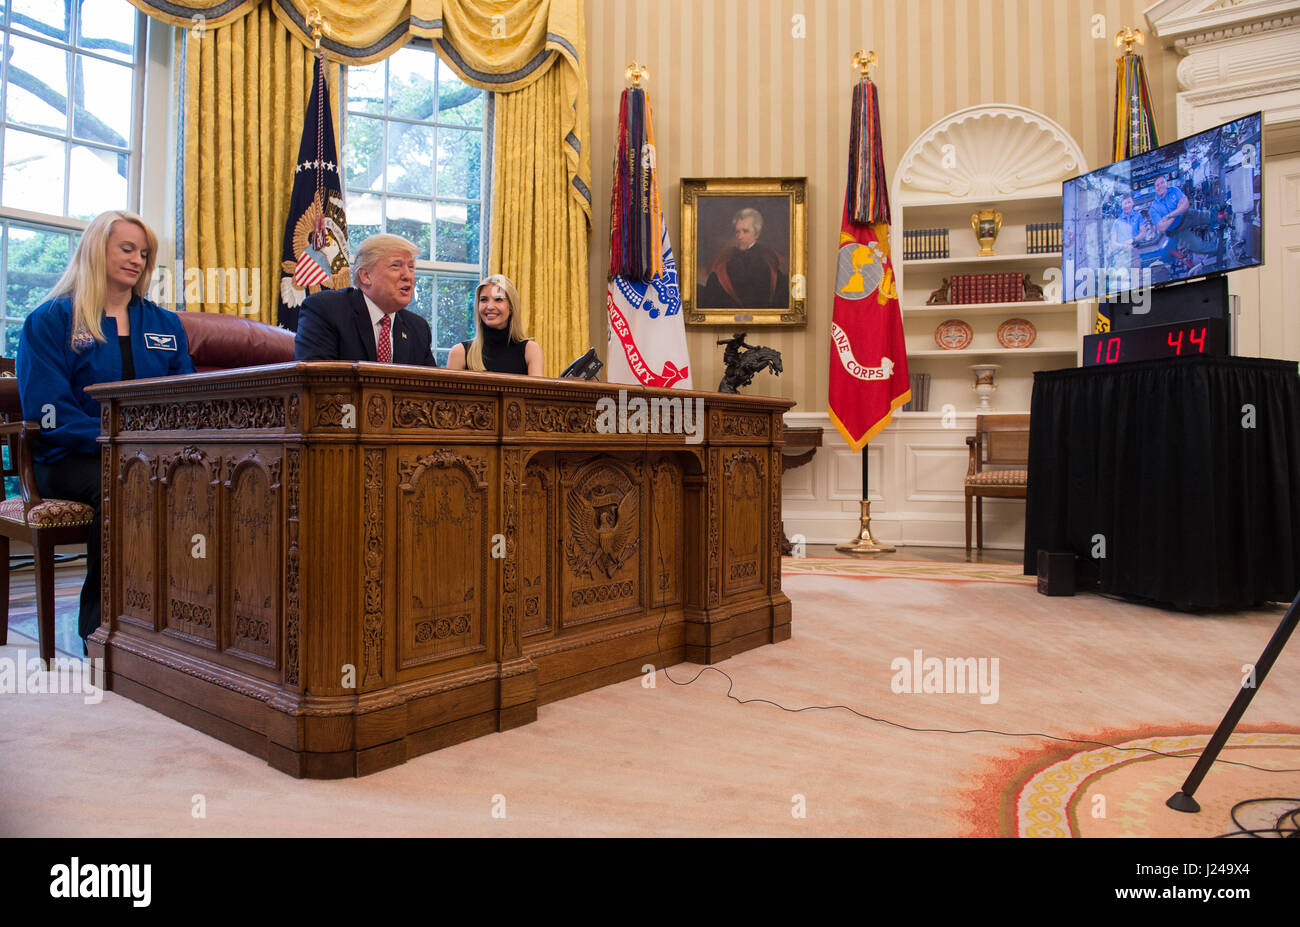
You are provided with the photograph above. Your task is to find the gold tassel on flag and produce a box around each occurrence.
[1112,27,1159,162]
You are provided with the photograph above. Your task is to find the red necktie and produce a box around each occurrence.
[378,315,392,363]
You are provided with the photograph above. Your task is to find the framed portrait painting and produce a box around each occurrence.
[680,177,807,327]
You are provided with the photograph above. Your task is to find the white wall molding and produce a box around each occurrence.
[1146,0,1300,135]
[1145,0,1300,45]
[893,104,1089,204]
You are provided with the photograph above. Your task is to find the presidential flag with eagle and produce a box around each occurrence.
[279,55,350,331]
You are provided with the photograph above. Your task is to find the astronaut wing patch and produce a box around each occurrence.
[144,332,177,351]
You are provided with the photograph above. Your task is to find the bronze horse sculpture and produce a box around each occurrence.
[717,332,783,393]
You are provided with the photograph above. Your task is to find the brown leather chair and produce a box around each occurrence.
[0,366,94,664]
[178,310,295,371]
[964,413,1030,554]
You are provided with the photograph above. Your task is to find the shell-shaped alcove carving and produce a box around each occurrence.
[894,105,1088,202]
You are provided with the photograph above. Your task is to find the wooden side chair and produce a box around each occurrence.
[964,413,1030,553]
[0,367,94,664]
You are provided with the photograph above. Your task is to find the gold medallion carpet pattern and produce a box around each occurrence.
[984,729,1300,837]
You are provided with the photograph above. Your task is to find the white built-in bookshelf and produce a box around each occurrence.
[890,104,1094,414]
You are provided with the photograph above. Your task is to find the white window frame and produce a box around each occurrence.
[0,3,153,354]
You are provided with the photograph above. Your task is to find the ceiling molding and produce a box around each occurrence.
[1145,0,1300,46]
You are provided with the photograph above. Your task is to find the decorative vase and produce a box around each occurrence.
[970,208,1003,257]
[970,363,1000,411]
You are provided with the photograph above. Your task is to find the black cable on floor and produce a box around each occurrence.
[8,552,85,571]
[642,433,1299,776]
[1214,797,1300,837]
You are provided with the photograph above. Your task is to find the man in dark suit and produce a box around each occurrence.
[294,233,437,365]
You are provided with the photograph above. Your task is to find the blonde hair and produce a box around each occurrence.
[352,233,419,286]
[467,275,527,371]
[48,211,158,346]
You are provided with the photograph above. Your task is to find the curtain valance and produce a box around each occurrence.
[126,0,582,75]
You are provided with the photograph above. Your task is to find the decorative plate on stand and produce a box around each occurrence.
[935,319,974,350]
[996,317,1037,348]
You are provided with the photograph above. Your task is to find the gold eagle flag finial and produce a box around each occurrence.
[852,49,877,80]
[307,6,325,52]
[1115,26,1144,55]
[625,62,649,88]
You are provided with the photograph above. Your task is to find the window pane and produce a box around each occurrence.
[6,225,71,324]
[73,55,131,146]
[5,322,23,359]
[11,0,69,43]
[435,275,476,351]
[68,144,126,218]
[344,113,384,190]
[409,273,433,324]
[434,201,478,264]
[5,34,69,132]
[436,66,483,127]
[387,46,434,122]
[3,128,65,213]
[387,121,433,195]
[385,195,430,259]
[436,127,480,200]
[345,46,487,279]
[346,191,382,245]
[346,61,385,116]
[78,0,136,63]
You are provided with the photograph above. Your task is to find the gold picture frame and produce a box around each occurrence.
[680,176,807,327]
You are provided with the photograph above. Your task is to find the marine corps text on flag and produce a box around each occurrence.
[826,73,909,451]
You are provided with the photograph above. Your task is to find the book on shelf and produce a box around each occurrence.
[901,372,931,412]
[949,272,1024,304]
[905,227,950,260]
[1026,221,1062,255]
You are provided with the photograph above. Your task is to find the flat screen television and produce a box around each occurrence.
[1061,112,1263,302]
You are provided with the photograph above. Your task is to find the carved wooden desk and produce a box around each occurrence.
[87,364,794,777]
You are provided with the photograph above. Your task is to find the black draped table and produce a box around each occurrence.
[1025,355,1300,609]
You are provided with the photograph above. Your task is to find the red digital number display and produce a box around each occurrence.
[1083,319,1222,366]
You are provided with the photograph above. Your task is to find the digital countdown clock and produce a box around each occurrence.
[1082,317,1227,366]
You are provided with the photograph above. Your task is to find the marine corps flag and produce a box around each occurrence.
[279,55,350,331]
[606,85,692,389]
[827,76,909,451]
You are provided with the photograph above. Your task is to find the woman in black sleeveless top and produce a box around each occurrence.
[446,274,544,375]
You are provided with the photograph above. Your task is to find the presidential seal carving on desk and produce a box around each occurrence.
[565,475,640,582]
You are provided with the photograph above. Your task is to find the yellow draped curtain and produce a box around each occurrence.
[177,7,340,319]
[127,0,591,375]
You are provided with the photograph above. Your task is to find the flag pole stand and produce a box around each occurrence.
[836,449,894,555]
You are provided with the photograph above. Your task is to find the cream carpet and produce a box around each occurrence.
[2,560,1297,837]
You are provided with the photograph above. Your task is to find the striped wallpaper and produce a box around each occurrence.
[584,0,1180,410]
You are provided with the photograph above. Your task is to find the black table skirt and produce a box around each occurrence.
[1025,355,1300,609]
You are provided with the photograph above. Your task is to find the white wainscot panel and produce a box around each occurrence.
[829,440,883,503]
[782,411,1026,549]
[782,457,817,501]
[905,443,970,503]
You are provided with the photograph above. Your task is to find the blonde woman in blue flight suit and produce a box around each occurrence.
[16,210,194,653]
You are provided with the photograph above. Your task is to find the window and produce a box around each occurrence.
[344,43,488,366]
[0,0,143,355]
